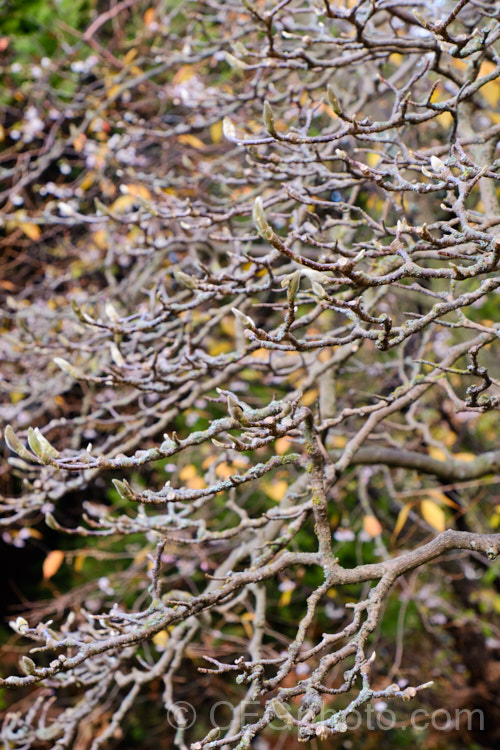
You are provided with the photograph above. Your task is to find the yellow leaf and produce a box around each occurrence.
[421,499,446,533]
[478,61,499,108]
[251,348,268,360]
[43,550,64,580]
[177,134,206,150]
[10,392,25,404]
[279,589,293,607]
[453,452,475,462]
[264,480,288,502]
[110,195,137,214]
[210,120,223,144]
[209,340,232,356]
[366,152,381,167]
[20,223,41,241]
[74,555,85,572]
[241,618,253,639]
[133,548,149,565]
[426,489,460,509]
[435,111,453,129]
[389,53,403,65]
[444,431,457,448]
[106,84,122,101]
[123,48,138,66]
[427,446,447,462]
[430,85,445,104]
[302,388,318,407]
[490,513,500,529]
[79,171,95,191]
[363,515,383,538]
[92,229,108,250]
[393,503,412,539]
[220,316,235,337]
[179,464,197,481]
[331,435,347,449]
[152,630,169,649]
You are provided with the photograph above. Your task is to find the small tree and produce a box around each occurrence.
[1,1,499,748]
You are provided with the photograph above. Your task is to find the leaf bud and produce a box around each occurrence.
[231,307,256,329]
[311,280,327,298]
[286,270,301,303]
[327,84,342,115]
[173,268,197,290]
[222,117,237,141]
[224,51,249,70]
[271,699,294,725]
[5,425,34,461]
[19,656,36,675]
[430,155,446,172]
[53,357,78,379]
[112,478,135,502]
[10,617,29,634]
[263,100,276,135]
[227,395,244,422]
[252,197,271,237]
[27,427,59,459]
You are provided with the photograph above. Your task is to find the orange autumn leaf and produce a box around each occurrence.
[172,65,195,85]
[275,437,292,455]
[43,550,64,580]
[363,515,383,538]
[215,462,233,479]
[124,184,151,200]
[20,223,41,241]
[264,480,288,502]
[179,464,197,481]
[186,475,206,490]
[144,8,155,26]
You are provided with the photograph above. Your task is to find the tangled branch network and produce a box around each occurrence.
[1,0,499,748]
